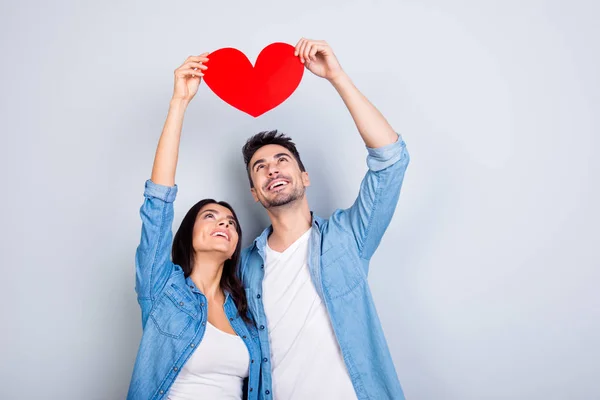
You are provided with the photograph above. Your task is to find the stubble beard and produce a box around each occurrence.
[261,183,305,209]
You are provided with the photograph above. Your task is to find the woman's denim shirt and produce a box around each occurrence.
[127,180,262,400]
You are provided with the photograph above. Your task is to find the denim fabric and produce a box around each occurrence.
[127,180,263,400]
[240,135,410,400]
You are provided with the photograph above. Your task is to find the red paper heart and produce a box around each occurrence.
[203,42,304,117]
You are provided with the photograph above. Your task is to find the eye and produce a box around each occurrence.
[256,165,265,172]
[279,157,288,162]
[204,213,214,219]
[228,219,237,228]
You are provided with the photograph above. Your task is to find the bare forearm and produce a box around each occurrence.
[331,73,398,148]
[150,99,189,186]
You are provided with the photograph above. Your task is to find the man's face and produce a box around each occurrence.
[248,144,310,209]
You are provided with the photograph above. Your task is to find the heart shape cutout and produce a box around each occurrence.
[203,42,304,117]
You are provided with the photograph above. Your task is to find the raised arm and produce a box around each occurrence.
[135,55,209,323]
[294,38,398,149]
[152,54,209,185]
[295,38,409,266]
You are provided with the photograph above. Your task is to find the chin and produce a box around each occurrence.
[215,244,234,253]
[269,199,295,208]
[203,243,234,256]
[264,190,304,208]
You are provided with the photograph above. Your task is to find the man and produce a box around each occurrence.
[239,38,410,400]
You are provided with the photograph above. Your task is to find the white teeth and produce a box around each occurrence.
[212,232,229,240]
[270,181,288,190]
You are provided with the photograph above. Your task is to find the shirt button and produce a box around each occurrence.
[202,322,206,326]
[179,302,184,306]
[260,325,265,330]
[173,367,178,371]
[243,335,247,339]
[263,357,268,362]
[257,294,261,299]
[266,390,270,394]
[229,317,234,321]
[159,390,164,394]
[189,285,193,289]
[200,303,204,307]
[250,388,253,392]
[251,359,254,363]
[190,343,195,348]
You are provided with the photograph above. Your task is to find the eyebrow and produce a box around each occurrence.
[200,209,235,220]
[251,153,292,171]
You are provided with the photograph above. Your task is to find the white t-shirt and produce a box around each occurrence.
[167,321,249,400]
[263,228,358,399]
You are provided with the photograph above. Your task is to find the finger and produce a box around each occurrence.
[180,61,208,71]
[317,43,330,58]
[174,67,204,78]
[298,40,309,63]
[304,42,315,62]
[176,67,205,78]
[296,38,308,60]
[308,44,319,62]
[186,52,210,61]
[294,38,305,56]
[177,60,208,71]
[185,57,210,65]
[184,54,210,64]
[184,68,204,77]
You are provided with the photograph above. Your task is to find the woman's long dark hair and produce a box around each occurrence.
[172,199,250,324]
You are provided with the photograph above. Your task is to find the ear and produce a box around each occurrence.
[301,171,310,187]
[250,187,259,202]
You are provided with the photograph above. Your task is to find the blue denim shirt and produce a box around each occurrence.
[127,180,263,400]
[240,135,410,400]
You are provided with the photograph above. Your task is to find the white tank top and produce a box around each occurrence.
[167,321,250,400]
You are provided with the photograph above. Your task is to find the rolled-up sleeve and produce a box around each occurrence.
[135,180,178,325]
[366,133,405,172]
[330,133,410,267]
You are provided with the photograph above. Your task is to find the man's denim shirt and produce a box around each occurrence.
[127,180,263,400]
[240,135,410,400]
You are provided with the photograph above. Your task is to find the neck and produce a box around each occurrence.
[266,197,312,252]
[189,252,226,300]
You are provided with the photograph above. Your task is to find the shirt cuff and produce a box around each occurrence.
[366,133,406,171]
[144,179,178,203]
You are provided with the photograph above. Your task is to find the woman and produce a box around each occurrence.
[127,54,261,400]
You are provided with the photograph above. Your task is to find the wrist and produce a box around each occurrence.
[169,97,190,110]
[329,71,352,89]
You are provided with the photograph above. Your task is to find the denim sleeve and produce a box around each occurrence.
[135,179,178,306]
[330,134,410,268]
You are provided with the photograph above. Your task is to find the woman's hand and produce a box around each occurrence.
[172,53,209,103]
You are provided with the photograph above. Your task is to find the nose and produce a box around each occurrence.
[267,164,279,176]
[218,220,230,227]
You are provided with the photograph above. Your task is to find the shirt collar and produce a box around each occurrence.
[252,211,323,250]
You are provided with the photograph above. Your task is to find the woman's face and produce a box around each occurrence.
[192,203,239,260]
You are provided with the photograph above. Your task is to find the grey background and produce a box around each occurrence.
[1,0,599,399]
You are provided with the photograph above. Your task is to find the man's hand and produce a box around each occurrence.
[294,39,345,82]
[294,38,398,149]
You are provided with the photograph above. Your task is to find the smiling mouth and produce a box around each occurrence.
[211,231,230,241]
[267,179,289,191]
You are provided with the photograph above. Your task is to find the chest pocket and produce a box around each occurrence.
[150,283,201,339]
[320,244,366,299]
